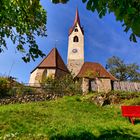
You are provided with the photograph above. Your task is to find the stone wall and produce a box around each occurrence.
[114,81,140,92]
[82,78,112,93]
[0,93,63,105]
[95,78,112,93]
[67,59,84,76]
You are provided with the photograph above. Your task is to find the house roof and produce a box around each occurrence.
[77,62,117,81]
[31,48,69,73]
[69,8,84,36]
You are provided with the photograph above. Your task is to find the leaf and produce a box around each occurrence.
[82,0,87,3]
[124,26,130,33]
[86,0,92,10]
[17,44,25,53]
[129,33,137,43]
[127,7,136,15]
[51,0,69,4]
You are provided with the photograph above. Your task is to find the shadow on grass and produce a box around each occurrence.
[49,131,95,140]
[134,119,140,125]
[49,129,140,140]
[98,129,140,140]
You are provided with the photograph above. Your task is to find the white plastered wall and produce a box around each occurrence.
[29,68,56,87]
[67,23,84,61]
[67,23,84,75]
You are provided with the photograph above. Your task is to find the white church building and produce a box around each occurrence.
[29,9,117,93]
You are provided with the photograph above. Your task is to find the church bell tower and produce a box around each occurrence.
[67,8,84,76]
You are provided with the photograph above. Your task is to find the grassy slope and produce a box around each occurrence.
[0,95,140,140]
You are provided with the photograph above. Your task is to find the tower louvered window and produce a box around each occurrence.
[73,36,79,42]
[75,28,78,32]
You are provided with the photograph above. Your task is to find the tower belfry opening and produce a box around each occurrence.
[73,36,79,42]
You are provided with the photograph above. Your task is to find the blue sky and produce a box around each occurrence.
[0,0,140,83]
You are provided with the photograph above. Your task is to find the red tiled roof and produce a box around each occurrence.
[31,48,69,73]
[77,62,117,81]
[69,8,84,36]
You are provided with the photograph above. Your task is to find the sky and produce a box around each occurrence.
[0,0,140,83]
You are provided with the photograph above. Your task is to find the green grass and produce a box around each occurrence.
[0,95,140,140]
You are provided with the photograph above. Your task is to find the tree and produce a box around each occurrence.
[106,56,140,81]
[0,0,47,62]
[52,0,140,42]
[1,0,140,62]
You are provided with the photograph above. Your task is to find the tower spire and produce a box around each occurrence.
[69,8,84,36]
[67,8,84,76]
[73,8,81,27]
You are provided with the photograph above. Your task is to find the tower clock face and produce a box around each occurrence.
[72,49,78,53]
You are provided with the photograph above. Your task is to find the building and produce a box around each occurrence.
[29,48,69,86]
[77,62,117,93]
[67,9,117,93]
[29,9,117,92]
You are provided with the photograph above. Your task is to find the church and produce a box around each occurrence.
[29,9,117,93]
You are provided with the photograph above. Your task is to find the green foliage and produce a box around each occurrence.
[1,0,140,62]
[0,77,11,97]
[123,97,140,105]
[0,0,47,62]
[52,0,140,42]
[0,77,36,97]
[110,90,140,99]
[9,85,36,96]
[51,0,69,3]
[85,69,99,78]
[106,56,140,81]
[0,95,140,139]
[43,74,82,95]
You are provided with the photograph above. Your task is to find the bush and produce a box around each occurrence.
[0,77,11,97]
[0,77,37,98]
[8,86,36,96]
[43,74,82,95]
[122,98,140,105]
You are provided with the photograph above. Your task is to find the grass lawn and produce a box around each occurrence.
[0,95,140,140]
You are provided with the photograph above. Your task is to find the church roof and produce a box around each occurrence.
[31,48,69,73]
[77,62,117,81]
[69,8,84,36]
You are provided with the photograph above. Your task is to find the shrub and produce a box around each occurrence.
[43,74,82,95]
[0,77,37,98]
[0,77,11,97]
[9,85,36,96]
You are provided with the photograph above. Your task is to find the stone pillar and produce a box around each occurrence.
[82,78,89,94]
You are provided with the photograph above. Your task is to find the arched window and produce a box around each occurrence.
[73,36,79,42]
[74,28,78,32]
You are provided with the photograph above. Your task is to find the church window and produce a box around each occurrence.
[73,36,79,42]
[75,28,78,32]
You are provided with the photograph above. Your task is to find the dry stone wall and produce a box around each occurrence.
[114,81,140,92]
[0,93,63,105]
